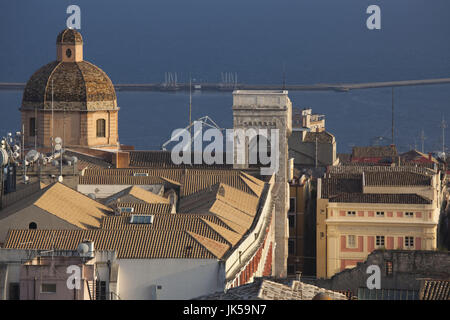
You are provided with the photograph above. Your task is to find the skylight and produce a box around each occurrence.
[130,215,154,224]
[133,172,149,177]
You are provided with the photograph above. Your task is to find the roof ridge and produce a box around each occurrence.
[240,174,264,197]
[74,60,88,106]
[201,218,241,247]
[42,60,63,108]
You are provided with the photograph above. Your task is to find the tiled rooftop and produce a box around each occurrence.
[303,131,335,143]
[114,202,173,214]
[329,193,432,204]
[364,171,432,186]
[100,214,232,244]
[0,182,112,229]
[4,167,268,261]
[419,280,450,300]
[103,186,170,206]
[352,145,398,158]
[4,229,219,259]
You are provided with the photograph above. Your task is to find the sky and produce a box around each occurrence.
[1,0,449,84]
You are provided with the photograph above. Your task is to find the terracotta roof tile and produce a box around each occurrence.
[22,61,117,111]
[352,146,398,158]
[364,171,432,186]
[201,218,241,246]
[303,131,335,143]
[31,183,111,228]
[187,231,230,259]
[101,214,230,243]
[240,172,265,197]
[181,170,253,196]
[4,229,216,259]
[216,183,259,217]
[420,280,450,300]
[209,200,253,234]
[114,202,173,214]
[128,151,233,169]
[329,193,432,204]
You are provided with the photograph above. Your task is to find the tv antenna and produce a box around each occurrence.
[391,87,395,146]
[189,74,192,137]
[420,129,426,153]
[440,115,447,155]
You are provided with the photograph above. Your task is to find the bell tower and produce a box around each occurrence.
[232,90,292,278]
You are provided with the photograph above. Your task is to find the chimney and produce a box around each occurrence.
[428,153,432,161]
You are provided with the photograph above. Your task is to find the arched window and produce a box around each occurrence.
[248,134,271,165]
[96,119,106,137]
[29,222,37,230]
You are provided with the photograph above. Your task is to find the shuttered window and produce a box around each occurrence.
[96,119,106,137]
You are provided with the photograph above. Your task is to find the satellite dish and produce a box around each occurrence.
[52,160,59,166]
[55,137,62,144]
[13,145,20,152]
[0,149,8,166]
[12,152,20,159]
[26,150,40,163]
[54,144,62,151]
[77,243,89,255]
[88,193,96,200]
[58,175,64,183]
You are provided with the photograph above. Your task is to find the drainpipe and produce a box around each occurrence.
[107,260,111,300]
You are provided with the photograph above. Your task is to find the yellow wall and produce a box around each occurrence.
[22,110,119,149]
[288,182,309,274]
[316,198,439,278]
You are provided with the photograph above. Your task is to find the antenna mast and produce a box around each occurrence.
[391,87,394,146]
[420,129,426,153]
[189,75,192,137]
[51,79,54,157]
[34,105,37,150]
[441,115,447,154]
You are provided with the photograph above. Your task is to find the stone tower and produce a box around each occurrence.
[20,29,119,150]
[232,90,292,277]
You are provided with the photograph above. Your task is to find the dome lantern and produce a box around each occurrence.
[56,28,83,62]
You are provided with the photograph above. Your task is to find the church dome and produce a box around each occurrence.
[21,29,117,112]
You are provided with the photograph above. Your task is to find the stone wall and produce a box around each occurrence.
[311,249,450,295]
